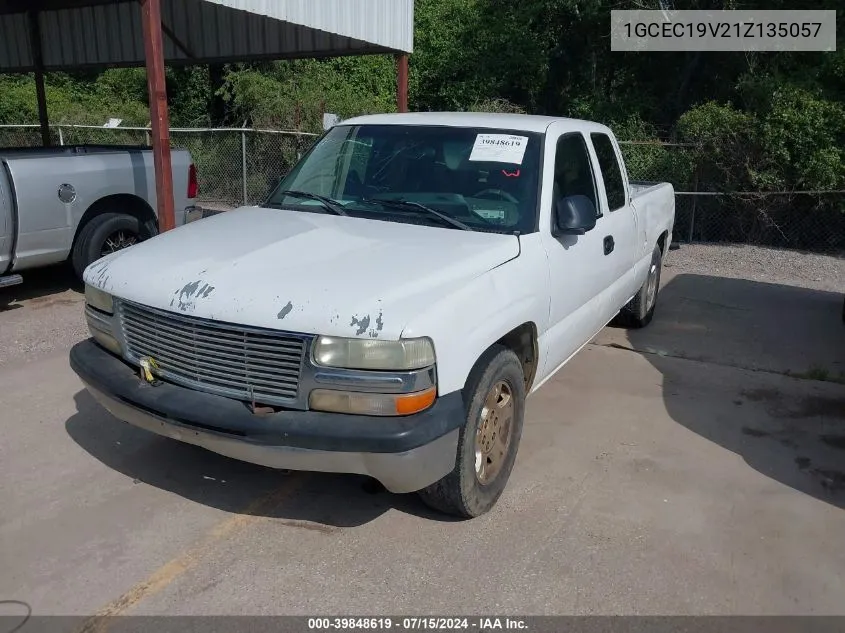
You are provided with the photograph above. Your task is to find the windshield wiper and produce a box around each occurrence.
[270,190,348,216]
[363,198,471,231]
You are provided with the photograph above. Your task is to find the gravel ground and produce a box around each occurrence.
[0,265,85,368]
[665,243,845,293]
[1,243,842,367]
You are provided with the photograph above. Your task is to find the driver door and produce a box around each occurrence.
[539,129,619,377]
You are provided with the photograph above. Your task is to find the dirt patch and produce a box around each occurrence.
[740,426,797,448]
[274,519,338,534]
[810,468,845,493]
[740,388,781,403]
[820,435,845,450]
[788,396,845,420]
[793,459,845,493]
[739,389,845,420]
[28,297,81,310]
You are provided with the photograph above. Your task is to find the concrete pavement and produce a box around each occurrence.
[2,267,845,618]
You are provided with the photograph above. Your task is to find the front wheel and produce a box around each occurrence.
[418,345,526,518]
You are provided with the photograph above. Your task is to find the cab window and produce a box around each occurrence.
[552,133,598,215]
[590,133,626,212]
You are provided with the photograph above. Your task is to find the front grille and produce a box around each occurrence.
[118,300,307,406]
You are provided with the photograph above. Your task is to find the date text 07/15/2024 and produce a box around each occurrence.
[307,617,528,631]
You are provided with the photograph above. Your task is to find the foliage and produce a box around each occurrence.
[0,0,842,249]
[466,98,526,114]
[755,85,845,191]
[0,70,148,125]
[677,87,845,193]
[0,67,209,126]
[220,57,397,131]
[677,102,758,190]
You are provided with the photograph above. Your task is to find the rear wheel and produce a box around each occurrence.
[72,212,156,280]
[616,243,663,329]
[418,345,526,518]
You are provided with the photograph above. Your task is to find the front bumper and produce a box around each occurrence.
[69,339,464,493]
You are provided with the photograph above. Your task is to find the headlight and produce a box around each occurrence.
[85,305,121,355]
[85,284,114,314]
[84,284,120,354]
[313,336,435,371]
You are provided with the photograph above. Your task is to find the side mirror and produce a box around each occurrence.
[553,195,597,235]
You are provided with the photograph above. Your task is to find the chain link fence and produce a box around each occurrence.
[0,125,61,147]
[2,125,843,253]
[0,124,318,209]
[619,141,845,254]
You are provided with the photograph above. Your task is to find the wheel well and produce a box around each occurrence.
[73,195,157,247]
[494,322,539,392]
[657,230,669,256]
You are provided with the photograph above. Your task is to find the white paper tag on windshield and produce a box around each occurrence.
[469,134,528,164]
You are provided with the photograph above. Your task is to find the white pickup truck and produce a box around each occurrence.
[70,113,675,518]
[0,144,197,289]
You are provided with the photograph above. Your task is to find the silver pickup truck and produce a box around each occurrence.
[0,145,197,289]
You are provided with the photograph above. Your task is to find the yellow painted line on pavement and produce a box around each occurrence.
[76,474,307,633]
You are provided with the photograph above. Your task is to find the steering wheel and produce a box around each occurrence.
[472,188,519,204]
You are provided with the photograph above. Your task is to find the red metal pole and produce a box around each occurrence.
[396,53,409,113]
[140,0,176,232]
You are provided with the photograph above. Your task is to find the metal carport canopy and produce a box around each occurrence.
[0,0,414,232]
[0,0,414,69]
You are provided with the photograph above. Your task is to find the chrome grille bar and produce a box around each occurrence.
[118,300,307,406]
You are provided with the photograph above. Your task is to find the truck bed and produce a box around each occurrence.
[630,180,671,198]
[0,145,154,160]
[1,144,195,275]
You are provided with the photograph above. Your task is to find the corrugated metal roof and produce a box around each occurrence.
[0,0,413,72]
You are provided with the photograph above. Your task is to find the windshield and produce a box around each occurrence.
[266,124,543,234]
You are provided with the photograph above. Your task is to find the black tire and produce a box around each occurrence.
[841,296,845,324]
[616,243,663,329]
[418,345,526,518]
[71,212,152,280]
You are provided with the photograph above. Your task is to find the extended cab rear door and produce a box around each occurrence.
[586,131,640,310]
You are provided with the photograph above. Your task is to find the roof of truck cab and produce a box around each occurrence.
[339,112,613,135]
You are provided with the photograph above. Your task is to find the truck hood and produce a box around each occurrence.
[85,206,521,339]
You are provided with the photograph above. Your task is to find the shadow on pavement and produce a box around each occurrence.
[627,273,845,510]
[0,264,81,311]
[65,390,458,527]
[612,272,845,376]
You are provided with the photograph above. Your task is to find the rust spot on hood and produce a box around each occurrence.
[173,280,210,312]
[350,314,370,336]
[277,301,294,320]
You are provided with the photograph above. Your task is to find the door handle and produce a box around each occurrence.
[603,235,615,255]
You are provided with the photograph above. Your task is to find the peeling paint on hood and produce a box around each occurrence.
[277,301,294,320]
[350,314,370,336]
[82,207,521,339]
[170,280,216,312]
